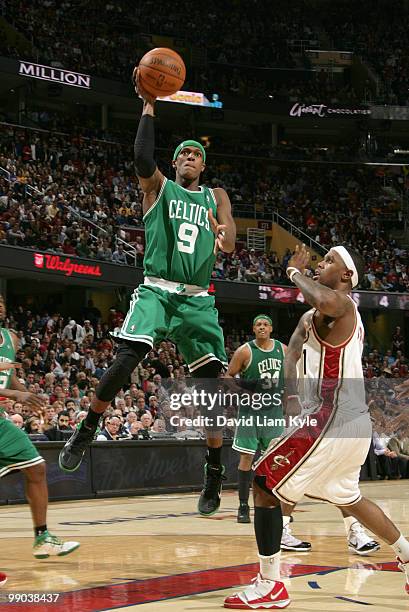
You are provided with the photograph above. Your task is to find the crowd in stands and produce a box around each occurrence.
[1,0,312,78]
[322,0,409,106]
[0,0,380,104]
[0,123,407,290]
[2,299,409,481]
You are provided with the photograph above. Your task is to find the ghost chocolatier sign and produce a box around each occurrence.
[34,253,102,278]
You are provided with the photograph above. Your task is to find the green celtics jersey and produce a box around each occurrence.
[143,178,217,288]
[0,328,15,390]
[243,339,285,397]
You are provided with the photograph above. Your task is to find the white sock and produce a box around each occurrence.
[343,516,359,536]
[282,515,291,529]
[258,552,281,581]
[392,534,409,563]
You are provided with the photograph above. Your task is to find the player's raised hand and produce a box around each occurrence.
[284,393,302,421]
[396,378,409,399]
[287,244,310,275]
[132,67,156,106]
[14,391,44,410]
[208,208,227,255]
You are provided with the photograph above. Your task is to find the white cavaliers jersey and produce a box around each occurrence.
[297,296,367,417]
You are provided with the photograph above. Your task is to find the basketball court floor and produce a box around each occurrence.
[0,481,407,611]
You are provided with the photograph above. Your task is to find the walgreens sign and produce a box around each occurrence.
[34,253,102,277]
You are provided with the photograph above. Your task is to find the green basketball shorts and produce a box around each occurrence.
[232,406,285,455]
[0,418,45,477]
[114,280,228,372]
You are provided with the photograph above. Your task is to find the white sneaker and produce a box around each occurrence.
[33,531,80,559]
[397,558,409,596]
[348,522,380,556]
[224,573,290,609]
[281,525,311,552]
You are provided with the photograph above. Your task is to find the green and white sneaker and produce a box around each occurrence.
[33,531,80,559]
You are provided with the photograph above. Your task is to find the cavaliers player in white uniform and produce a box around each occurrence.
[224,244,409,610]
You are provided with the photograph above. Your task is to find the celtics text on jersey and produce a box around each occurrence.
[143,178,217,289]
[243,339,285,399]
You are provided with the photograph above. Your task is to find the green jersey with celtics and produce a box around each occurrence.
[0,328,44,477]
[233,338,286,454]
[117,173,227,372]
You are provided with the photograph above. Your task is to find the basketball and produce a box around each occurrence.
[138,48,186,98]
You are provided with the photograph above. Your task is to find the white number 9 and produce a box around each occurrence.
[177,222,199,254]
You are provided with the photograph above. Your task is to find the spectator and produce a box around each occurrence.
[11,413,24,429]
[62,320,86,345]
[45,410,74,441]
[373,428,400,479]
[95,416,118,440]
[139,412,153,439]
[112,243,128,265]
[388,428,409,478]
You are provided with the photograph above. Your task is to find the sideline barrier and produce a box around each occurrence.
[0,440,376,505]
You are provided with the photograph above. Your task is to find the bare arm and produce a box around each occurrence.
[293,274,351,318]
[2,333,44,408]
[284,313,309,397]
[287,244,351,318]
[210,188,236,254]
[225,344,251,377]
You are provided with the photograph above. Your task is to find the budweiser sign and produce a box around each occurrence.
[34,253,102,277]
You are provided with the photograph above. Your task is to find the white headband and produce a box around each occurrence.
[332,246,359,288]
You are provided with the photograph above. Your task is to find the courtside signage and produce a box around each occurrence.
[34,253,102,277]
[289,102,371,118]
[19,61,91,89]
[157,90,223,108]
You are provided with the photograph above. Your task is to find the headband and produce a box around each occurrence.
[253,314,272,326]
[332,246,359,288]
[173,140,206,163]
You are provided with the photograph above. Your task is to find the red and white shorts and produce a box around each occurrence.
[254,410,371,506]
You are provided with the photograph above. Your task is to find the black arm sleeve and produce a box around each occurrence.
[134,114,157,178]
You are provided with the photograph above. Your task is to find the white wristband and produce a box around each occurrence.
[286,267,301,283]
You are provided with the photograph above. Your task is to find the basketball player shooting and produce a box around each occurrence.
[59,66,236,517]
[224,244,409,609]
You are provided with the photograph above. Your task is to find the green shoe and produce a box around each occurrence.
[33,531,80,559]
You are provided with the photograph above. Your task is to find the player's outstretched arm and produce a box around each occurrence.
[6,332,44,408]
[210,189,236,253]
[133,68,164,201]
[284,313,310,416]
[287,244,351,318]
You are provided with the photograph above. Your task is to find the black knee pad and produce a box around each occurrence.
[96,340,148,402]
[191,360,224,432]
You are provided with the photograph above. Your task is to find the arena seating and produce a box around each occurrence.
[2,0,403,103]
[0,123,406,290]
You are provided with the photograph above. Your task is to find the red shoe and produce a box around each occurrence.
[0,572,7,587]
[224,574,290,609]
[397,558,409,595]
